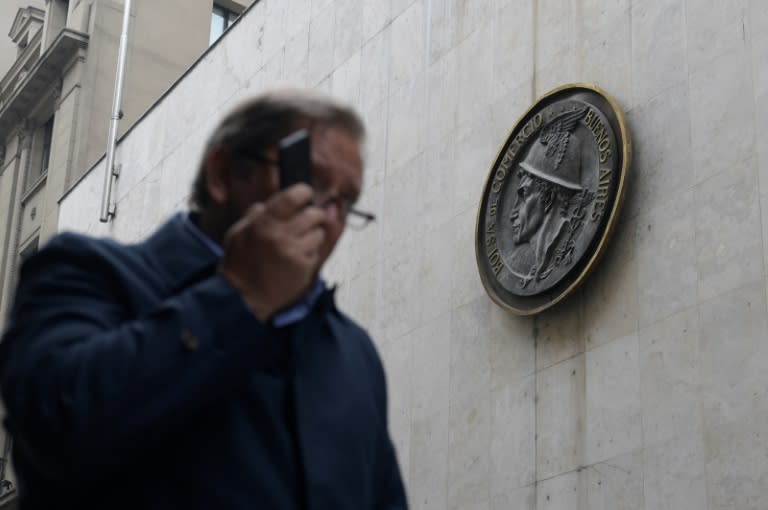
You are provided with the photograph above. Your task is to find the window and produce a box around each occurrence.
[25,116,54,192]
[209,3,240,45]
[40,116,53,176]
[19,238,39,263]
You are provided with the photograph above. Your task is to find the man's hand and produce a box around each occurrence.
[219,184,325,322]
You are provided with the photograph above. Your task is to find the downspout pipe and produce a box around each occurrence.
[100,0,132,222]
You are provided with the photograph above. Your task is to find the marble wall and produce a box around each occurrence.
[59,0,768,508]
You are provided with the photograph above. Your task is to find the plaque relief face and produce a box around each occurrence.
[476,84,631,315]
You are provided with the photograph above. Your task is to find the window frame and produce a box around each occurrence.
[209,3,240,45]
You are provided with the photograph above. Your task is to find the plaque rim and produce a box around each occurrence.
[474,82,632,316]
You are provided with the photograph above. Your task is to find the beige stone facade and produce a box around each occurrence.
[0,1,249,506]
[58,0,768,508]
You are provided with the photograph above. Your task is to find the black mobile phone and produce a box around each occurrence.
[278,129,312,189]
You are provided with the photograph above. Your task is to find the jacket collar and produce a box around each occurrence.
[140,213,220,292]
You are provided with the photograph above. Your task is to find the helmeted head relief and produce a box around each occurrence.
[519,106,587,191]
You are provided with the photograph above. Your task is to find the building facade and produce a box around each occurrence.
[40,0,768,508]
[0,1,250,506]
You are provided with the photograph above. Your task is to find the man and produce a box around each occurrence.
[508,106,593,288]
[0,90,408,509]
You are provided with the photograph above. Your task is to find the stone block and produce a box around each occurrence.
[361,0,391,42]
[331,50,361,109]
[585,334,641,465]
[457,0,497,42]
[488,304,536,390]
[411,313,451,423]
[535,0,574,71]
[382,151,423,242]
[389,1,426,96]
[345,263,379,329]
[450,203,488,309]
[448,385,491,510]
[334,0,362,68]
[419,141,457,236]
[307,3,335,86]
[694,158,762,301]
[536,469,583,510]
[492,0,534,103]
[360,26,391,115]
[635,190,698,326]
[625,83,693,218]
[585,450,644,510]
[534,49,579,99]
[377,227,423,341]
[418,221,455,324]
[261,0,289,62]
[166,129,206,194]
[311,0,334,17]
[535,291,584,371]
[689,48,755,185]
[386,73,426,171]
[490,374,536,494]
[536,355,585,479]
[639,307,702,447]
[284,0,312,39]
[644,431,707,510]
[450,297,492,404]
[427,0,459,65]
[224,6,265,84]
[378,331,413,478]
[457,27,495,130]
[750,0,768,45]
[578,0,631,109]
[488,80,536,152]
[704,407,768,510]
[283,27,310,86]
[580,212,639,350]
[117,176,149,241]
[360,99,388,190]
[630,0,687,106]
[686,0,748,72]
[390,0,418,24]
[121,109,166,196]
[453,111,497,217]
[313,75,332,95]
[425,46,458,149]
[409,409,449,510]
[491,483,535,510]
[699,282,768,429]
[754,40,768,274]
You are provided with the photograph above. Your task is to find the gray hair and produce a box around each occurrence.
[190,89,366,211]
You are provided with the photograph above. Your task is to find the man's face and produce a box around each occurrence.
[309,125,364,267]
[225,124,364,269]
[509,172,547,245]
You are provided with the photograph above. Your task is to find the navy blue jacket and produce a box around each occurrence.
[0,215,407,509]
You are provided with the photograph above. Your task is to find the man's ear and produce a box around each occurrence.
[205,147,231,206]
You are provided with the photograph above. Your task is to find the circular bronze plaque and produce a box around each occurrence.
[476,84,631,315]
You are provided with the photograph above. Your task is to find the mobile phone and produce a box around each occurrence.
[278,129,312,189]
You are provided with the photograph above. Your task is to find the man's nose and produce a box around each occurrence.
[322,200,342,223]
[313,190,342,220]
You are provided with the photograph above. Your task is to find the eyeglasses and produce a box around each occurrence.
[315,194,376,231]
[241,151,376,231]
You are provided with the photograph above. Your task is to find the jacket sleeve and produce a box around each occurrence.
[0,235,279,481]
